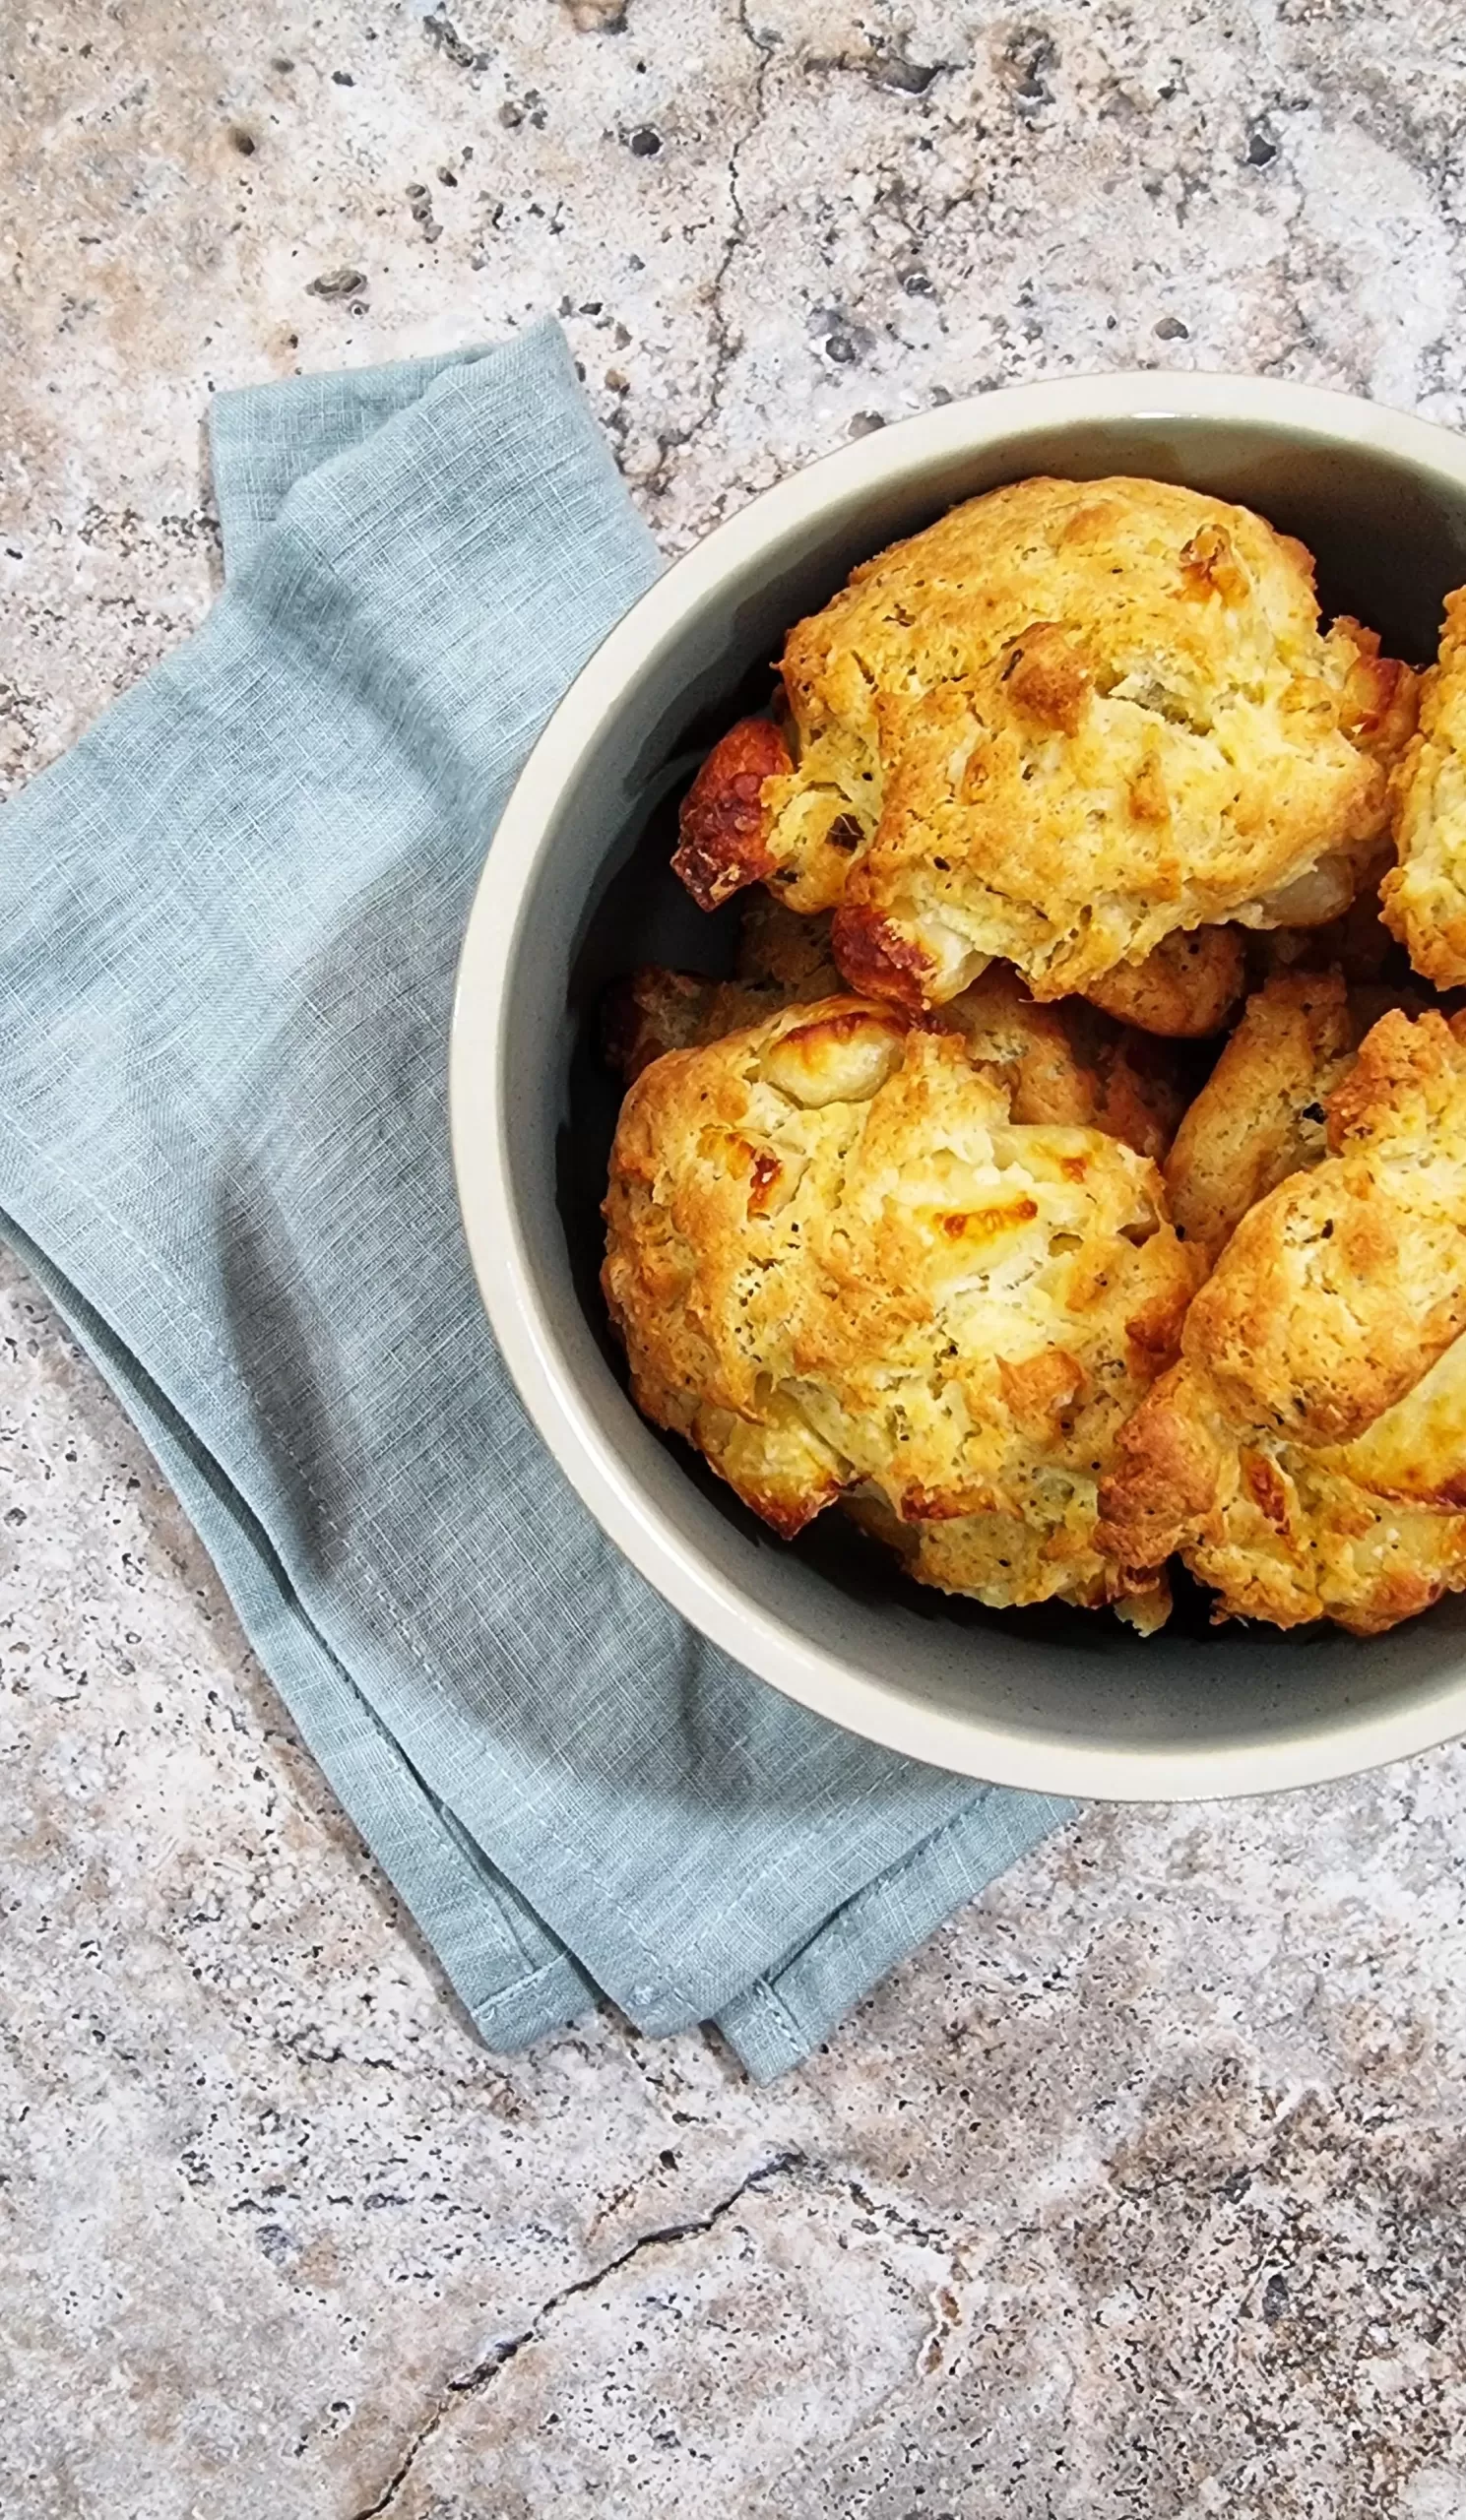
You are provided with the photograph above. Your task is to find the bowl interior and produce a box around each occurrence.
[486,394,1466,1790]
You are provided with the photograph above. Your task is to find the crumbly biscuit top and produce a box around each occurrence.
[672,476,1412,1013]
[603,997,1198,1618]
[1382,587,1466,986]
[1163,970,1359,1264]
[818,477,1406,1004]
[1098,1009,1466,1631]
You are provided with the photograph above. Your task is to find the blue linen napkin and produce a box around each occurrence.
[0,321,1073,2079]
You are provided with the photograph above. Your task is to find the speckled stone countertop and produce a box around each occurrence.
[4,4,1466,2513]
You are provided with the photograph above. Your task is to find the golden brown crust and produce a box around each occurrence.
[1332,618,1421,769]
[937,965,1188,1161]
[610,944,1188,1164]
[1162,968,1434,1268]
[1164,970,1357,1264]
[604,998,1200,1618]
[1097,1361,1227,1579]
[1082,1037,1191,1166]
[1080,926,1244,1039]
[1250,851,1400,986]
[827,904,935,1008]
[738,474,1405,1004]
[1099,1009,1466,1631]
[671,717,793,911]
[1381,588,1466,985]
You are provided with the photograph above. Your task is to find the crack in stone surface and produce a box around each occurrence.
[638,0,774,508]
[349,2144,811,2518]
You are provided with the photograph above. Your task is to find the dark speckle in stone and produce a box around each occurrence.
[868,50,943,94]
[228,125,256,155]
[332,69,355,86]
[628,126,662,157]
[1003,27,1056,113]
[1154,314,1189,339]
[422,9,491,69]
[825,331,859,363]
[306,266,366,299]
[1262,2272,1290,2322]
[1246,125,1278,165]
[271,54,294,72]
[849,410,885,436]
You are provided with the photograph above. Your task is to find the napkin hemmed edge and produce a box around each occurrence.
[717,1784,1076,2081]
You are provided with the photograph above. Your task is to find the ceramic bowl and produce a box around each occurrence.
[450,371,1466,1798]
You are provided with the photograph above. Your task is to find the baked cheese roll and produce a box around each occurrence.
[1383,588,1466,985]
[672,476,1413,1017]
[604,997,1199,1626]
[1099,1009,1466,1632]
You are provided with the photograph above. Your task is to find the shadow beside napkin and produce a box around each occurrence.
[0,322,1072,2079]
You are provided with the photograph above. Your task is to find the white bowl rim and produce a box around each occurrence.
[451,367,1466,1801]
